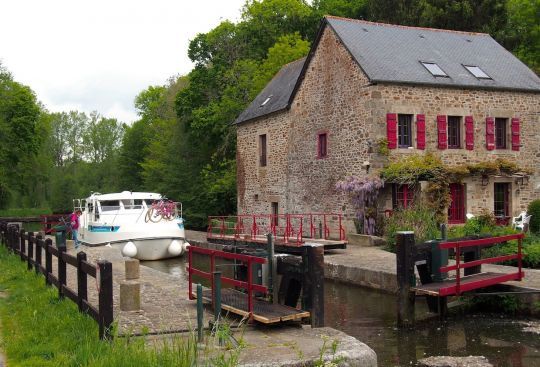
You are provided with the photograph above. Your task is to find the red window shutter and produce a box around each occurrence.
[387,113,397,149]
[465,116,474,150]
[486,117,495,150]
[511,117,520,151]
[437,115,447,149]
[416,114,426,150]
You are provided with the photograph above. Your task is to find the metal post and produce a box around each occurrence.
[197,283,203,342]
[212,271,222,321]
[440,223,447,241]
[267,233,275,303]
[396,231,416,328]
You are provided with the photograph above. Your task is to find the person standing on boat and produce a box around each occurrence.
[70,210,82,249]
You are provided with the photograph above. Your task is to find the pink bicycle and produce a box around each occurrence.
[145,200,177,222]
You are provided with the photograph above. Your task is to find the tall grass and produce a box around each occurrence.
[0,246,241,366]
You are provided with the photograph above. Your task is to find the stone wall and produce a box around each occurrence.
[237,24,540,231]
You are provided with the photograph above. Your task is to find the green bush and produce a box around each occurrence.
[527,199,540,234]
[384,204,440,252]
[482,233,540,269]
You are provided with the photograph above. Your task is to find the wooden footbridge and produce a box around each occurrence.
[207,213,347,253]
[187,245,311,324]
[397,231,526,326]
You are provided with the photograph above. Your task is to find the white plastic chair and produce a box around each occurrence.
[515,215,532,232]
[512,211,527,228]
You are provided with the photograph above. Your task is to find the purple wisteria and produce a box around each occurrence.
[335,176,384,235]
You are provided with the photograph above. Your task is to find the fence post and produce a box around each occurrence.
[213,271,222,321]
[301,244,325,328]
[58,244,67,299]
[77,252,88,313]
[98,260,113,340]
[19,228,25,260]
[27,232,34,271]
[35,234,43,274]
[197,283,203,342]
[396,231,416,328]
[45,239,53,286]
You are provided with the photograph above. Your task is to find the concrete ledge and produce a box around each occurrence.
[325,262,398,293]
[238,326,377,367]
[346,234,385,247]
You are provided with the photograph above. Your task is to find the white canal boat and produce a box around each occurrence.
[75,191,189,260]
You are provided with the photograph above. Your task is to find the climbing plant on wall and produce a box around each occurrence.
[335,176,384,235]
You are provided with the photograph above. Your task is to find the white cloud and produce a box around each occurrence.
[0,0,246,124]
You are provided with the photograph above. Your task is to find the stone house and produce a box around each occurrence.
[235,16,540,234]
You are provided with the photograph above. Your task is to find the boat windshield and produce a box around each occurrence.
[100,200,120,212]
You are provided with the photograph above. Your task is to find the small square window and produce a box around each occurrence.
[464,65,491,79]
[260,95,273,107]
[420,62,448,77]
[317,133,328,158]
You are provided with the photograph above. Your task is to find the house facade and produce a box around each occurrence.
[235,16,540,234]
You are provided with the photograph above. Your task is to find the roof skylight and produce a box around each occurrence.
[464,65,491,79]
[420,62,448,77]
[260,95,272,107]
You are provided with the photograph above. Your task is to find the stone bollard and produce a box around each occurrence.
[120,258,141,311]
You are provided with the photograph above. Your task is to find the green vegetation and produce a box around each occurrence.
[0,208,52,217]
[0,246,242,366]
[527,199,540,234]
[384,203,440,251]
[1,0,538,228]
[448,214,540,269]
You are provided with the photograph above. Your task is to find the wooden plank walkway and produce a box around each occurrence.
[207,234,347,253]
[412,271,525,296]
[193,288,310,324]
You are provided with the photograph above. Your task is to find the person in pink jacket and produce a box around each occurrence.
[70,210,82,249]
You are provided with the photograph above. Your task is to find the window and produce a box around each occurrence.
[398,114,413,148]
[420,62,448,77]
[259,134,267,167]
[494,183,510,217]
[260,95,273,107]
[392,184,415,209]
[464,65,491,79]
[495,118,507,149]
[271,202,279,227]
[317,133,328,158]
[448,183,465,223]
[447,116,461,148]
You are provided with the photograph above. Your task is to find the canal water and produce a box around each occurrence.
[143,258,540,367]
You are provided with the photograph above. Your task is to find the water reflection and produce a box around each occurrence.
[142,258,540,366]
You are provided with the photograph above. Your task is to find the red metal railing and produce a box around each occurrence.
[40,214,71,234]
[187,246,267,317]
[438,233,524,296]
[207,213,346,245]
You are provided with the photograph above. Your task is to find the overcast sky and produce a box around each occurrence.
[0,0,247,123]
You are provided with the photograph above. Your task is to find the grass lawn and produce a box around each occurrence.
[0,245,240,366]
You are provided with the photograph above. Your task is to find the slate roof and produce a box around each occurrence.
[234,57,306,124]
[326,16,540,92]
[235,17,540,124]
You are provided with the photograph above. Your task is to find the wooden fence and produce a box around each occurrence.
[0,222,113,340]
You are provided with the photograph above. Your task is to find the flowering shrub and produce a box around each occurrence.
[335,176,384,235]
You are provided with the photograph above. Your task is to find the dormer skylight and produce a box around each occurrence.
[420,62,448,77]
[464,65,491,79]
[260,95,272,107]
